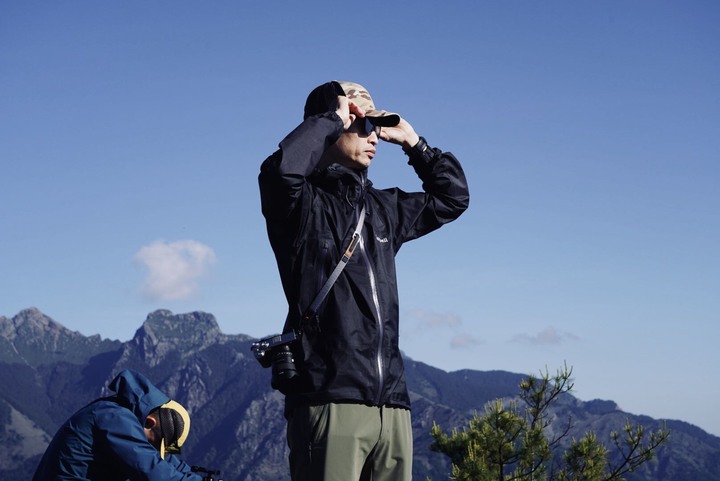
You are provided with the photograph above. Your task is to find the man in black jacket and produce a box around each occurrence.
[258,80,469,481]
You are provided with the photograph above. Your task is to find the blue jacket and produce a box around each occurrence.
[32,370,202,481]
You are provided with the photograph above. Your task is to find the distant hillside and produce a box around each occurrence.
[1,308,718,481]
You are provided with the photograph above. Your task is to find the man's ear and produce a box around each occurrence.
[144,414,158,430]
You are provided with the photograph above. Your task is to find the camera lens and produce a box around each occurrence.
[271,345,298,391]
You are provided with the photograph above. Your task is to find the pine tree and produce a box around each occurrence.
[429,365,669,481]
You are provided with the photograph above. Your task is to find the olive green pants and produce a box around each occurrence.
[286,403,413,481]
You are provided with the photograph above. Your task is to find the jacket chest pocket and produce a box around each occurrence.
[305,236,335,289]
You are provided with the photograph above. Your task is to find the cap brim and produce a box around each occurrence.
[365,110,400,127]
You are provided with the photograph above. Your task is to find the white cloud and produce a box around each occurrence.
[406,308,462,329]
[511,326,580,346]
[134,240,217,301]
[405,309,485,350]
[450,333,485,349]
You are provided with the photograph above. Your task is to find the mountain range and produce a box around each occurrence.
[1,308,718,481]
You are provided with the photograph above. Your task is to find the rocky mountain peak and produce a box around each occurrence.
[0,308,120,365]
[0,307,63,341]
[127,310,225,366]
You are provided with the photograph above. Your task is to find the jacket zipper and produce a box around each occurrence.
[358,226,385,405]
[354,173,385,404]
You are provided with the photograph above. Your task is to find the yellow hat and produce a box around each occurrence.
[157,400,191,459]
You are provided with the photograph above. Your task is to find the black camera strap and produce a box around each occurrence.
[301,205,366,326]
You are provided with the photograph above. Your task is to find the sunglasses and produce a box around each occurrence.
[358,117,381,137]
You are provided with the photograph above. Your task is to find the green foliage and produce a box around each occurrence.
[430,365,669,481]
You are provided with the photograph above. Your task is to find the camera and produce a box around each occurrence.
[191,466,222,481]
[250,330,300,392]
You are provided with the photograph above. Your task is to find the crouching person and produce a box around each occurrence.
[32,369,203,481]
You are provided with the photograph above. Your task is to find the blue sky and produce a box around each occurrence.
[2,1,718,437]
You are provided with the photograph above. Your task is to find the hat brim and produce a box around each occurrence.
[365,110,400,127]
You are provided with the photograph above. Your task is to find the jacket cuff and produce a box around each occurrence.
[403,136,432,162]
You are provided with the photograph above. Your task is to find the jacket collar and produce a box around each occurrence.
[312,164,372,205]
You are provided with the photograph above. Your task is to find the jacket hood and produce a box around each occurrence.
[108,369,171,424]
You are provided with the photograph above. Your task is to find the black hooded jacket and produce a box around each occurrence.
[259,111,469,412]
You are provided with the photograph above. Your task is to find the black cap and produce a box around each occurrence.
[303,81,345,120]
